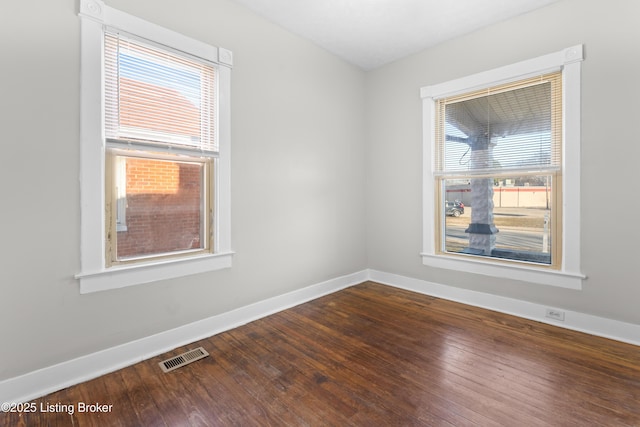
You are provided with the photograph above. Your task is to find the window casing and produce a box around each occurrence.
[421,46,585,289]
[76,0,233,293]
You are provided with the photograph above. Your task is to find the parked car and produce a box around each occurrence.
[445,200,464,217]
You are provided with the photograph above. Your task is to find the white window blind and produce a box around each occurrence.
[435,73,562,177]
[104,30,217,154]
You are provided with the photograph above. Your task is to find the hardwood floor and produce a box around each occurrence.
[3,281,640,426]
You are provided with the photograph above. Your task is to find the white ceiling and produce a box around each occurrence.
[231,0,560,70]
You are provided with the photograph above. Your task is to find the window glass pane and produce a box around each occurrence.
[442,176,553,265]
[114,155,207,260]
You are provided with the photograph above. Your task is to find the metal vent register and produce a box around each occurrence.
[159,347,209,373]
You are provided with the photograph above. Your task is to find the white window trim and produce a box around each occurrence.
[420,45,585,290]
[76,0,233,294]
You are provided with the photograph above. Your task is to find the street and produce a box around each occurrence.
[444,207,551,254]
[445,224,548,253]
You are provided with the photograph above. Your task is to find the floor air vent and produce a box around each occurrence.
[159,347,209,373]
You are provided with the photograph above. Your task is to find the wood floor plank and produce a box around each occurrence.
[118,365,167,427]
[132,355,197,426]
[235,318,429,425]
[269,314,467,426]
[2,281,640,426]
[276,295,519,425]
[217,327,340,425]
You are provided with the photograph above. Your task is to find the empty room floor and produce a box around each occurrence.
[3,282,640,426]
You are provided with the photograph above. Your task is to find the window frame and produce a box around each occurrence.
[420,45,585,290]
[76,0,233,294]
[435,72,562,267]
[104,150,214,266]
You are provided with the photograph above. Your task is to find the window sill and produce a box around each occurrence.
[75,252,234,294]
[420,252,584,290]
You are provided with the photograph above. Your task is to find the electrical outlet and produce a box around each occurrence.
[545,308,565,321]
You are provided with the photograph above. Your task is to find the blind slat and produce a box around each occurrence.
[435,72,562,175]
[105,30,217,153]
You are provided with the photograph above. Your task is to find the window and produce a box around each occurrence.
[421,46,585,289]
[104,31,216,265]
[76,0,233,293]
[436,72,562,265]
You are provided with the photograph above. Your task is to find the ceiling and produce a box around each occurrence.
[449,82,553,139]
[231,0,560,70]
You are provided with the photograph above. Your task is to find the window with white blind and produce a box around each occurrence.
[421,46,585,289]
[104,31,217,266]
[76,0,233,293]
[435,72,562,266]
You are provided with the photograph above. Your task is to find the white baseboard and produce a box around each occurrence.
[0,270,368,404]
[3,268,639,404]
[368,269,640,347]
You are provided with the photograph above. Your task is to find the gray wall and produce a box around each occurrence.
[365,0,640,324]
[0,0,366,381]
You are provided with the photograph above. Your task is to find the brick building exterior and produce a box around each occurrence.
[117,158,203,258]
